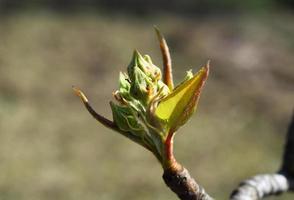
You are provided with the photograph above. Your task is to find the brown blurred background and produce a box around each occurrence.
[0,1,293,200]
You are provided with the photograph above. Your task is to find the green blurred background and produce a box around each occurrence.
[0,1,293,200]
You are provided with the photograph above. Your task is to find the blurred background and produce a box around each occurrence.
[0,1,293,200]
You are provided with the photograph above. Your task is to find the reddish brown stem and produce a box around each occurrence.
[164,130,182,170]
[163,130,212,200]
[165,132,176,165]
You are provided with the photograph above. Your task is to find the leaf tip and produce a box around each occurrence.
[200,60,210,81]
[154,26,163,40]
[72,86,88,103]
[205,60,210,73]
[133,49,139,55]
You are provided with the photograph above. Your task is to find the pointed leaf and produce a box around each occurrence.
[154,27,174,90]
[155,64,209,133]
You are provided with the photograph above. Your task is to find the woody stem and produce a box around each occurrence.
[162,131,213,200]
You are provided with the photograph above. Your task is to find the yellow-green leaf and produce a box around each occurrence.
[155,64,209,133]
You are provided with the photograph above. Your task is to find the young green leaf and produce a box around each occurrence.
[155,63,209,133]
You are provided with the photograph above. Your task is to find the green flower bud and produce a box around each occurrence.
[75,29,209,169]
[126,50,169,105]
[109,50,172,162]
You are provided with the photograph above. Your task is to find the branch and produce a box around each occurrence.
[230,112,294,200]
[230,174,289,200]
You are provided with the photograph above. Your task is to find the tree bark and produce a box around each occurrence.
[230,174,289,200]
[163,165,213,200]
